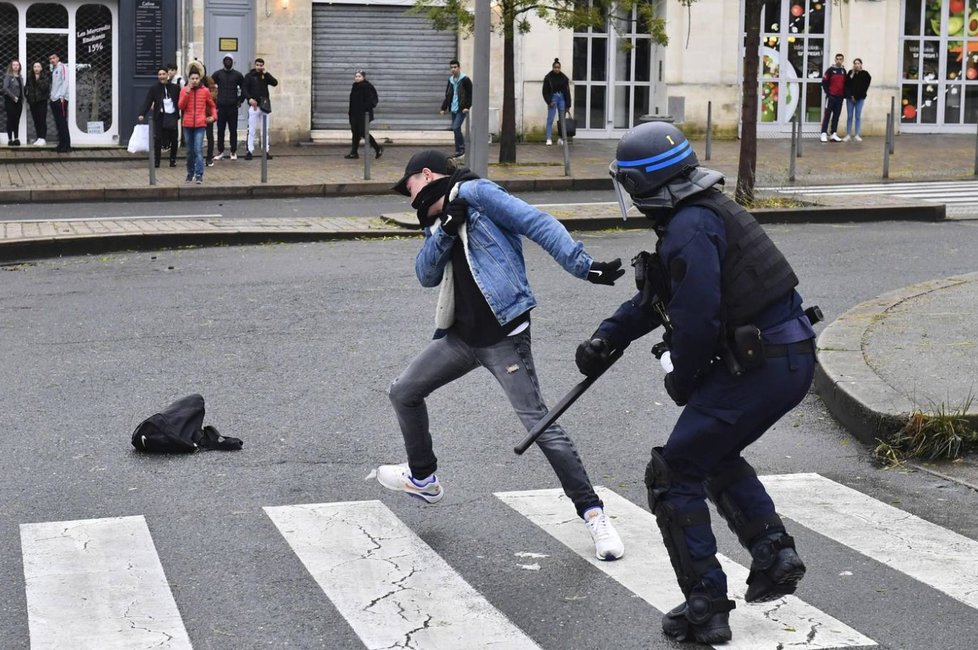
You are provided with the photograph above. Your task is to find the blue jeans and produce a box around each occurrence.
[451,111,467,154]
[846,97,865,137]
[546,93,566,140]
[388,327,603,518]
[184,126,206,179]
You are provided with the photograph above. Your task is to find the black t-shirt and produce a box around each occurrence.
[449,238,528,346]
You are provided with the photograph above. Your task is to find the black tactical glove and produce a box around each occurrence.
[587,258,625,286]
[440,198,468,236]
[663,372,689,407]
[576,337,613,376]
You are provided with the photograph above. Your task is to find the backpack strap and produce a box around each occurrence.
[198,425,243,451]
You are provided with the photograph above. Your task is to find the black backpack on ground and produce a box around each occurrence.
[131,394,243,453]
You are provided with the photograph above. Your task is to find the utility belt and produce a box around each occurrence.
[721,306,821,376]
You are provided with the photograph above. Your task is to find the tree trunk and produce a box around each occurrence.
[499,5,517,163]
[736,0,762,206]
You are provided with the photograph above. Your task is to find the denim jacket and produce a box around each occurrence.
[415,178,593,327]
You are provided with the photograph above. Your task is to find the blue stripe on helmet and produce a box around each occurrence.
[615,140,691,168]
[644,149,694,172]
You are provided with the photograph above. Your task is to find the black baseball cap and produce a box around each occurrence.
[393,150,453,196]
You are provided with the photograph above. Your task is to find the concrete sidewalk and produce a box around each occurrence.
[1,134,976,489]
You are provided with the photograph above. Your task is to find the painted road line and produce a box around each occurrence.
[496,486,875,650]
[20,515,192,650]
[265,501,540,650]
[763,473,978,611]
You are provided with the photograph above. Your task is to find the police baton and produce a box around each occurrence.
[514,348,623,455]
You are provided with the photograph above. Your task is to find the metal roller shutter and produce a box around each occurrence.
[311,3,457,131]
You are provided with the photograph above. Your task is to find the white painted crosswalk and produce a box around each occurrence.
[497,487,874,649]
[14,474,978,648]
[20,515,192,650]
[761,180,978,215]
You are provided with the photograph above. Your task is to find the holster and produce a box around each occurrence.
[721,324,765,375]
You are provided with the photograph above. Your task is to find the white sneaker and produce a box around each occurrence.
[230,152,237,160]
[830,133,843,142]
[820,132,828,143]
[377,463,444,504]
[34,138,46,146]
[584,508,624,560]
[843,134,851,142]
[558,138,564,145]
[854,135,863,142]
[213,151,225,161]
[545,139,553,146]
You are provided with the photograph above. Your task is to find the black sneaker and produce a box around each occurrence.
[195,176,203,185]
[266,153,273,160]
[169,161,177,167]
[344,153,359,159]
[375,146,384,159]
[245,151,253,160]
[186,174,193,182]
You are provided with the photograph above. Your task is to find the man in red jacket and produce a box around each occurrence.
[820,53,846,143]
[178,70,216,184]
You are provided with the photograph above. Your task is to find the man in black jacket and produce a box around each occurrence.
[211,55,245,160]
[243,58,278,160]
[137,67,180,168]
[439,60,472,158]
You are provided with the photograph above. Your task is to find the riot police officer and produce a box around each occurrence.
[576,122,818,644]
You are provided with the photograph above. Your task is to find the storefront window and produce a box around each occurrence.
[900,0,978,127]
[0,4,17,68]
[573,1,659,133]
[74,3,112,134]
[27,2,65,27]
[751,0,829,128]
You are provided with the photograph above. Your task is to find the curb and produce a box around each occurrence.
[814,272,978,446]
[0,177,615,205]
[0,224,418,263]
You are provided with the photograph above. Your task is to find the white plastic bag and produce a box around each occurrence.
[127,124,150,154]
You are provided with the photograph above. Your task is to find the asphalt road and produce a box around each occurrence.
[1,219,977,649]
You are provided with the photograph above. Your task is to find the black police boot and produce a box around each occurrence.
[662,592,735,644]
[745,533,806,603]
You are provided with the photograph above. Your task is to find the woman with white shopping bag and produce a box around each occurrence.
[137,67,180,167]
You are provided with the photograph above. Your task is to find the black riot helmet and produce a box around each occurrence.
[609,122,701,220]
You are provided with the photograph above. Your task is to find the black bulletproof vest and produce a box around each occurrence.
[681,189,798,327]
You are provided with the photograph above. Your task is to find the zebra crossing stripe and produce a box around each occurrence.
[763,473,978,611]
[496,486,875,650]
[20,515,192,649]
[264,501,541,650]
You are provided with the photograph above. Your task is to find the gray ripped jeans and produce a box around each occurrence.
[388,327,603,518]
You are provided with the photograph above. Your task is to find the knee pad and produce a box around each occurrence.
[705,458,784,549]
[645,447,722,596]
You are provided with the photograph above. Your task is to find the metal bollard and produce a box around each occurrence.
[464,110,471,157]
[789,118,797,182]
[883,112,891,179]
[705,101,712,161]
[363,112,371,180]
[560,111,571,177]
[147,113,156,186]
[889,96,896,154]
[261,112,268,183]
[795,103,803,158]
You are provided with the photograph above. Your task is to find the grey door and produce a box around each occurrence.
[205,0,253,133]
[311,3,456,130]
